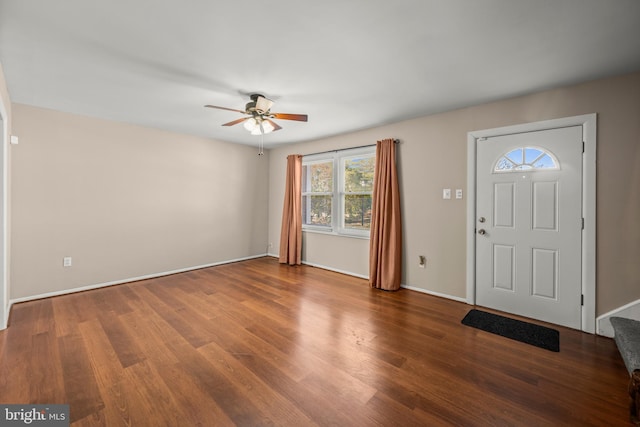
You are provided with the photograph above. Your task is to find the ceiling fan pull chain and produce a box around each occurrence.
[259,124,264,156]
[204,93,307,144]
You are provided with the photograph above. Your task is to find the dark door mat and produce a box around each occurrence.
[462,309,560,352]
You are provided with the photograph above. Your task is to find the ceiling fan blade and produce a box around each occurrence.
[272,113,308,122]
[205,105,246,114]
[222,117,248,127]
[255,96,274,113]
[265,119,282,131]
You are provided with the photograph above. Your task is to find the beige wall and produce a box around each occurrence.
[8,71,640,316]
[268,71,640,316]
[11,104,269,299]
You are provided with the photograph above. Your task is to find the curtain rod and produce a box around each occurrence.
[303,139,399,157]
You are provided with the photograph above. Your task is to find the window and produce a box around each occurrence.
[494,147,559,173]
[342,154,375,231]
[302,147,375,237]
[302,159,333,228]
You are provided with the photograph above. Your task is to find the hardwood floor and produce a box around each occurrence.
[0,257,630,426]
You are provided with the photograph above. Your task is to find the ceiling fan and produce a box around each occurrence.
[205,94,308,135]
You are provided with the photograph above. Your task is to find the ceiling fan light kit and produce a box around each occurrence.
[205,93,308,137]
[243,116,275,135]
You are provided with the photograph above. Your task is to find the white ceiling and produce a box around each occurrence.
[1,0,640,148]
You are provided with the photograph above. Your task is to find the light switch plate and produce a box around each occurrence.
[443,188,451,199]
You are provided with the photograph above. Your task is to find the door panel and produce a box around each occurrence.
[532,181,557,230]
[494,183,515,228]
[476,126,583,329]
[531,248,557,299]
[493,245,515,291]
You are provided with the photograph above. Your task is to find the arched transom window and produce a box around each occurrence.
[494,147,559,173]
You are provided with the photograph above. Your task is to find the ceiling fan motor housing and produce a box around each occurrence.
[245,101,257,113]
[204,93,306,131]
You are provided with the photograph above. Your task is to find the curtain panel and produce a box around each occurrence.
[369,139,402,290]
[279,154,303,265]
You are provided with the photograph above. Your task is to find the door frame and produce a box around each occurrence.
[466,114,597,333]
[0,97,7,330]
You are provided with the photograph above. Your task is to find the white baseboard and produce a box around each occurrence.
[299,259,468,304]
[6,250,468,318]
[401,284,468,303]
[8,253,268,306]
[1,302,9,330]
[301,260,369,280]
[596,298,640,337]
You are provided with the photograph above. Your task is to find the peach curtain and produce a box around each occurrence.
[279,154,303,265]
[369,139,402,290]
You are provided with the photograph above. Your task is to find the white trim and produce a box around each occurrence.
[4,300,11,327]
[466,133,477,306]
[596,299,640,338]
[301,260,369,280]
[8,254,267,306]
[301,146,375,239]
[401,284,467,303]
[466,114,597,333]
[581,115,597,334]
[297,258,468,304]
[267,254,367,277]
[0,93,7,330]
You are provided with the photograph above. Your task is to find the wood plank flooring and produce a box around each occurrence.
[0,257,631,426]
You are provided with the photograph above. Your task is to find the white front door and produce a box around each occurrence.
[476,126,583,329]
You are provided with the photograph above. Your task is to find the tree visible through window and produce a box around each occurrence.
[302,147,375,236]
[302,160,333,227]
[342,155,374,230]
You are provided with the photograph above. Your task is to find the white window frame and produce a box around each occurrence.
[302,146,375,238]
[301,156,335,232]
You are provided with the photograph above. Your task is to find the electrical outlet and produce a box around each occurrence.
[63,257,72,267]
[456,189,463,199]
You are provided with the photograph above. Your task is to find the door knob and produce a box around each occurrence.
[478,229,486,235]
[478,217,486,223]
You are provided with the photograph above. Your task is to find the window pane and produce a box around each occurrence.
[302,195,332,227]
[303,162,333,193]
[344,194,372,230]
[506,149,523,164]
[524,148,543,164]
[534,154,555,168]
[301,148,375,234]
[494,147,559,173]
[344,156,375,193]
[495,157,515,171]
